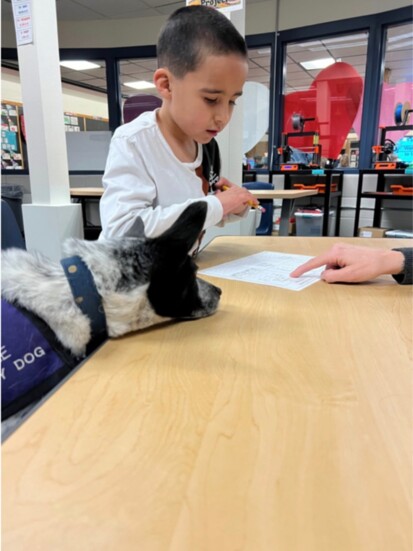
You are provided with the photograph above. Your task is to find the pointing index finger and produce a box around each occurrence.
[290,252,330,278]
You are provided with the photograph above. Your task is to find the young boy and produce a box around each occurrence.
[99,6,258,246]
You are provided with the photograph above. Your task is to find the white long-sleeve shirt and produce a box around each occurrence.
[100,109,242,240]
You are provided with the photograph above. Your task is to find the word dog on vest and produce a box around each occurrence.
[1,299,77,418]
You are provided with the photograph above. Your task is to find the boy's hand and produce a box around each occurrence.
[214,178,260,215]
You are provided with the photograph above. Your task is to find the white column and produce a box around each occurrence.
[14,0,82,260]
[216,8,245,187]
[205,6,257,244]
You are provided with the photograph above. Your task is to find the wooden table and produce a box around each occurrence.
[70,187,318,237]
[249,189,317,201]
[250,189,318,235]
[3,237,412,551]
[70,187,104,198]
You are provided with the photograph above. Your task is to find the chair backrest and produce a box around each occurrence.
[123,94,162,124]
[243,182,274,236]
[1,199,26,249]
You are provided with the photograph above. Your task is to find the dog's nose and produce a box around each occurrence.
[214,285,222,296]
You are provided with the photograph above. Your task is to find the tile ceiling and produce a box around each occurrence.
[2,1,412,100]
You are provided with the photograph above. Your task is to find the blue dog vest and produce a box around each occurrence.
[1,299,79,418]
[1,256,107,419]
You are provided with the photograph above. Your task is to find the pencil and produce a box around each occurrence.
[221,185,264,211]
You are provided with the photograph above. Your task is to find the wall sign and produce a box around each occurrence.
[11,0,33,46]
[186,0,243,13]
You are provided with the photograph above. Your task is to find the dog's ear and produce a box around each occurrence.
[124,216,145,238]
[154,201,207,254]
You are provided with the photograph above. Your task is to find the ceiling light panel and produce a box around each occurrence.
[300,57,335,70]
[124,80,156,90]
[60,61,100,71]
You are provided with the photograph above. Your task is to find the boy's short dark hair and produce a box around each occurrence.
[157,6,247,78]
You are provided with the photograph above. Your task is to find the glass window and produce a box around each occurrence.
[376,23,413,167]
[243,46,271,170]
[1,58,111,171]
[59,59,109,131]
[58,59,111,172]
[1,62,25,170]
[282,32,368,168]
[119,58,159,124]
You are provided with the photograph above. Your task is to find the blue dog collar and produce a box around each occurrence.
[61,255,107,338]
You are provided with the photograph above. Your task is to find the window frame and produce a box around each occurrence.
[273,6,413,170]
[245,33,276,173]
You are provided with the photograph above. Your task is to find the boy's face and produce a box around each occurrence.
[160,54,248,144]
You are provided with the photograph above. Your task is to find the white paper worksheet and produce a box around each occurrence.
[199,251,324,291]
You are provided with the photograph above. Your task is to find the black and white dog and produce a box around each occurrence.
[1,202,221,418]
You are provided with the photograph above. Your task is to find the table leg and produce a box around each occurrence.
[279,199,293,236]
[353,172,364,236]
[335,192,342,236]
[80,199,87,227]
[322,174,331,236]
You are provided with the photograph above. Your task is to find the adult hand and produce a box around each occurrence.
[214,178,259,215]
[290,243,404,283]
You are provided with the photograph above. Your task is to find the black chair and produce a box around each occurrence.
[1,199,26,249]
[242,182,274,236]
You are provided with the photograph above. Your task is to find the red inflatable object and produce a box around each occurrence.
[283,62,363,160]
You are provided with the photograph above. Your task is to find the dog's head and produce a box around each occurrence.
[63,202,221,337]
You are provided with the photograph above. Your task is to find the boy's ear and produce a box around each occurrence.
[154,68,172,99]
[154,202,208,256]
